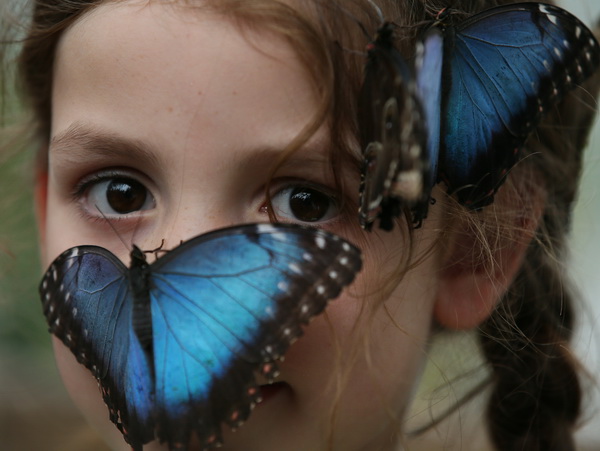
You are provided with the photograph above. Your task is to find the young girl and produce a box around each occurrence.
[6,0,600,450]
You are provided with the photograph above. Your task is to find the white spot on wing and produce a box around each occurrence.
[543,60,550,71]
[272,232,288,242]
[288,262,301,274]
[315,236,326,249]
[256,224,277,234]
[277,281,289,292]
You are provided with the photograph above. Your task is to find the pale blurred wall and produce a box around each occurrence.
[560,0,600,447]
[570,108,600,446]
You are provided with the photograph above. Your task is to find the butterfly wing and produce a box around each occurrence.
[440,3,600,207]
[148,223,362,449]
[39,247,155,449]
[415,28,443,191]
[358,23,430,230]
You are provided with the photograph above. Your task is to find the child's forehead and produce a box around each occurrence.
[53,1,318,121]
[63,1,294,57]
[50,0,340,174]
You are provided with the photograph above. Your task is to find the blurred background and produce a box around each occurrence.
[1,1,599,450]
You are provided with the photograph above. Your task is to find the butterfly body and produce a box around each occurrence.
[40,223,362,450]
[359,23,430,230]
[359,3,600,229]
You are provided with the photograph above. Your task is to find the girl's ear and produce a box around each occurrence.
[433,188,545,330]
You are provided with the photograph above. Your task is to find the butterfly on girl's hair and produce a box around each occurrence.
[39,223,362,450]
[358,2,600,231]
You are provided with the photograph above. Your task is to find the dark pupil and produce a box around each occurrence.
[106,178,146,214]
[289,187,330,222]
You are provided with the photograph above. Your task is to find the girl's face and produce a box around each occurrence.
[39,1,443,450]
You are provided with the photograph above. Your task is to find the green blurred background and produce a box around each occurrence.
[0,28,109,448]
[1,1,599,450]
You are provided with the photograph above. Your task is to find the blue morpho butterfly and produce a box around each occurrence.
[358,2,600,231]
[358,22,430,230]
[39,223,362,450]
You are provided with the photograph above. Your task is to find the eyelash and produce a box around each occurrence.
[71,170,348,228]
[72,170,117,199]
[71,169,155,219]
[266,179,343,225]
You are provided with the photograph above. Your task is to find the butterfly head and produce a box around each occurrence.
[130,245,148,266]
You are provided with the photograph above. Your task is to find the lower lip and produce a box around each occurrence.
[258,382,288,405]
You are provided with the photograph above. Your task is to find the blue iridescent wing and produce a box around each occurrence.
[438,3,600,207]
[358,23,430,231]
[148,224,361,449]
[41,224,362,451]
[40,247,156,446]
[415,28,443,191]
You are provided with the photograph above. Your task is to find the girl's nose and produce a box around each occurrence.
[146,195,250,252]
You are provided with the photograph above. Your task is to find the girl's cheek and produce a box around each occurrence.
[52,339,127,449]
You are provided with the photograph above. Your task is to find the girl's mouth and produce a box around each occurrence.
[258,381,290,405]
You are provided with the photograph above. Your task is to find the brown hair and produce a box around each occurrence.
[7,0,600,450]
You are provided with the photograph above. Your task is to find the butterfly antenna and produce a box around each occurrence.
[144,239,166,258]
[94,204,131,252]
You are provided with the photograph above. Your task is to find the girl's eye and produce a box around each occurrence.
[80,176,155,216]
[271,185,338,223]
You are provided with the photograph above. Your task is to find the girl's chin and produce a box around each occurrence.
[177,381,293,451]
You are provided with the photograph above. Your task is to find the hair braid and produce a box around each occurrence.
[480,238,580,450]
[477,56,600,449]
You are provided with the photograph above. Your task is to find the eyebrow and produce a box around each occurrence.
[50,123,163,169]
[49,122,359,185]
